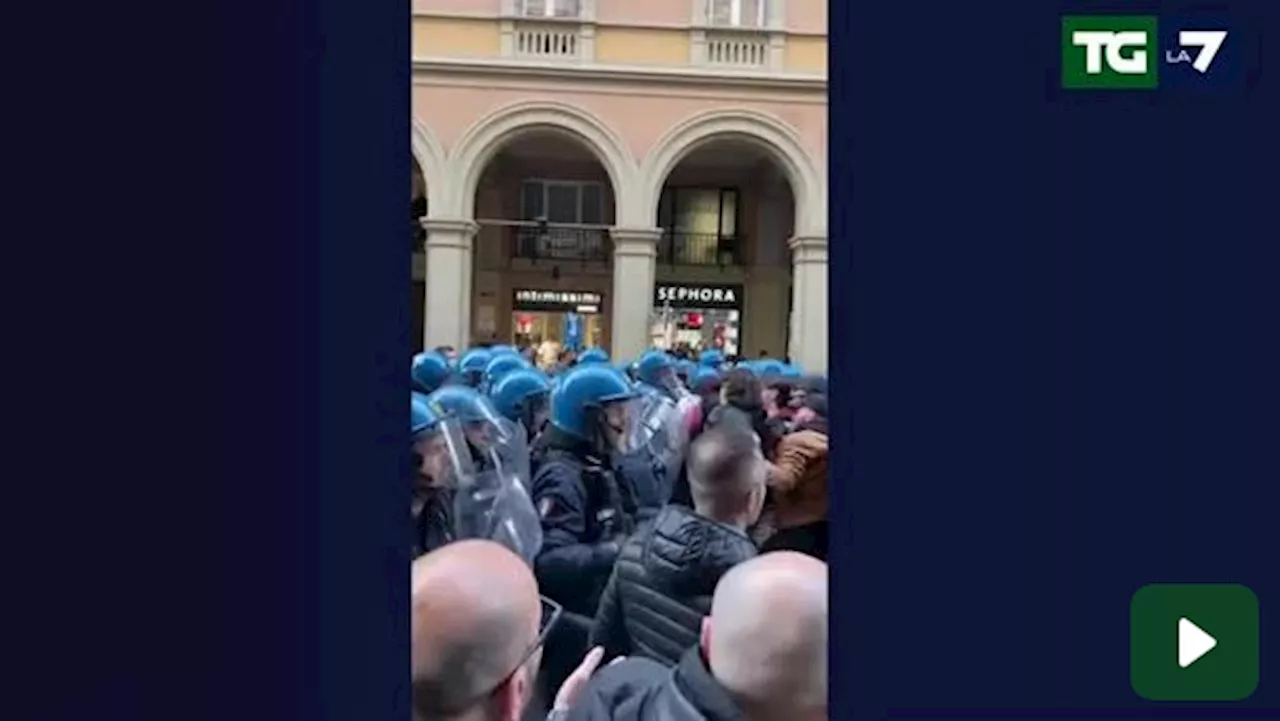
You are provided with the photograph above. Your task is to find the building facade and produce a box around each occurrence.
[411,0,828,371]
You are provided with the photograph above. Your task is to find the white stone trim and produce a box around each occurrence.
[421,217,480,239]
[767,32,786,72]
[413,56,828,89]
[610,227,663,256]
[446,100,641,224]
[639,108,826,237]
[689,29,708,65]
[788,234,827,262]
[410,118,448,218]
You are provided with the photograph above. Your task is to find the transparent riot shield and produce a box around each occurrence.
[628,390,692,478]
[439,414,542,566]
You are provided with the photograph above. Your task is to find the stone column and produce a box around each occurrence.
[421,218,478,351]
[609,227,662,360]
[788,235,828,373]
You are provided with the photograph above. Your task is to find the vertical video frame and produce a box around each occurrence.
[409,2,830,719]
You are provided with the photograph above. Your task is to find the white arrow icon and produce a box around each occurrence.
[1179,617,1218,668]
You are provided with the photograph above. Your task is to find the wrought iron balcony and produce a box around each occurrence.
[504,221,612,264]
[658,231,742,266]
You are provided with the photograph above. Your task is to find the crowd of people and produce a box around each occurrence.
[409,344,830,721]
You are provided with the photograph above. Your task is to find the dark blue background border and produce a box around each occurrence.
[10,0,1275,719]
[833,0,1277,719]
[15,0,409,719]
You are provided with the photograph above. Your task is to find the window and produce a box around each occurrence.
[520,180,605,224]
[658,187,741,264]
[659,187,738,236]
[707,0,766,28]
[519,180,607,261]
[520,0,582,19]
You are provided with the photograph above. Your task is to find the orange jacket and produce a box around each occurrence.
[766,429,829,529]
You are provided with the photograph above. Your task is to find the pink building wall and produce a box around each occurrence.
[413,84,825,173]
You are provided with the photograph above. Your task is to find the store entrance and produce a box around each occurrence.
[511,288,606,366]
[650,282,744,358]
[513,311,603,351]
[650,307,740,357]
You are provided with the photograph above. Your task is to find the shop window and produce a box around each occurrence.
[706,0,766,29]
[657,187,741,265]
[520,0,582,19]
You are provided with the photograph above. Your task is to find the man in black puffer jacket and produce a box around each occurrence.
[589,427,764,666]
[567,552,828,721]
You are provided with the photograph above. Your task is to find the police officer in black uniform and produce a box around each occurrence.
[529,363,649,704]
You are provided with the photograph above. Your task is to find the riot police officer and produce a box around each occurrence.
[577,347,609,365]
[530,364,650,616]
[410,351,452,395]
[456,348,492,387]
[635,349,683,402]
[481,353,531,394]
[628,351,699,510]
[698,347,725,371]
[410,392,454,558]
[424,384,530,483]
[489,367,551,444]
[417,387,543,566]
[530,364,657,704]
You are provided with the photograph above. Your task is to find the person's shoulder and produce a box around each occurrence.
[566,657,670,721]
[532,455,586,497]
[793,428,829,452]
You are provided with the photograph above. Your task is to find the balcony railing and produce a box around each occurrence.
[658,231,742,266]
[514,24,580,59]
[502,221,612,264]
[705,31,769,68]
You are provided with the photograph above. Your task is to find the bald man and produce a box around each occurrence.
[567,551,828,721]
[412,540,544,721]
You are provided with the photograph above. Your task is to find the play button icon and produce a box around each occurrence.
[1178,617,1217,668]
[1131,584,1259,701]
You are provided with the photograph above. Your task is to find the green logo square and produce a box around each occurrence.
[1062,15,1160,89]
[1130,584,1260,701]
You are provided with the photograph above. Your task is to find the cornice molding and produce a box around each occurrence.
[409,10,828,38]
[411,56,827,91]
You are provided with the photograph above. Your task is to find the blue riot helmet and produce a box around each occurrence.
[411,352,452,395]
[425,385,519,450]
[490,368,552,442]
[780,363,803,379]
[423,386,542,565]
[488,344,521,359]
[483,353,531,392]
[689,367,722,396]
[756,359,788,378]
[675,359,697,385]
[636,350,684,397]
[457,349,493,387]
[616,360,637,382]
[411,392,459,492]
[698,348,725,369]
[549,364,658,456]
[578,347,609,365]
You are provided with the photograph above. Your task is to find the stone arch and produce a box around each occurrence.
[639,109,826,237]
[411,118,448,217]
[446,100,641,224]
